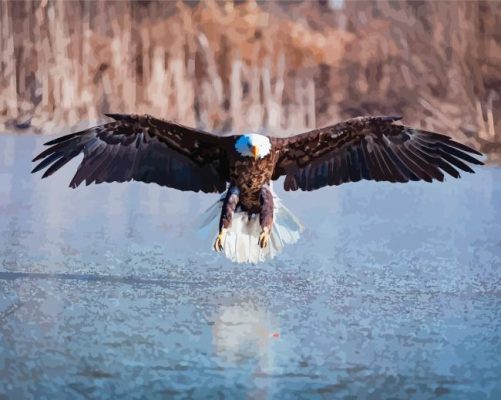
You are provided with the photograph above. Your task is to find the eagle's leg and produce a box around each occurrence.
[214,185,240,252]
[258,184,273,248]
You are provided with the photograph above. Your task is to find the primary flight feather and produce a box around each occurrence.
[32,114,483,263]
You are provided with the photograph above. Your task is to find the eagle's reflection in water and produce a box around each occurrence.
[212,301,281,373]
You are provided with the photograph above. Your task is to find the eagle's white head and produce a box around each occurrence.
[235,134,271,160]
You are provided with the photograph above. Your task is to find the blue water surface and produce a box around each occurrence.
[0,133,500,399]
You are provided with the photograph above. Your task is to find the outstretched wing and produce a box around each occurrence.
[272,116,483,191]
[32,114,231,193]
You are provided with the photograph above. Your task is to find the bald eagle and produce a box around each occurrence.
[32,114,483,263]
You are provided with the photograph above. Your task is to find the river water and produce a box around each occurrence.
[1,134,500,399]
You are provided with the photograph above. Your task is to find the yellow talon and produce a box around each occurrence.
[258,229,270,249]
[213,229,227,252]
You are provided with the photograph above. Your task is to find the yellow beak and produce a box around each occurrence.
[251,145,259,160]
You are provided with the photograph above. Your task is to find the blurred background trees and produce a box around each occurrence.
[0,0,499,158]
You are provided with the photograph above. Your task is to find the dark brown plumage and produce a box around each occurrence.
[32,113,232,193]
[32,114,483,195]
[271,116,483,191]
[228,153,278,212]
[32,113,483,261]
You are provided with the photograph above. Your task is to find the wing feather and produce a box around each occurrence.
[272,116,483,191]
[408,143,445,181]
[32,114,230,193]
[404,142,437,181]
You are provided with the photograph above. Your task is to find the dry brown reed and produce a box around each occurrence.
[0,0,499,159]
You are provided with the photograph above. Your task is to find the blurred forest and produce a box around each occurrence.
[0,0,500,159]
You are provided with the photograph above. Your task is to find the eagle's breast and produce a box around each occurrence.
[229,150,278,212]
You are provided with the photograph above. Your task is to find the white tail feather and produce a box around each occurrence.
[197,190,303,263]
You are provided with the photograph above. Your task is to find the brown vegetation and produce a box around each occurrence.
[0,0,500,159]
